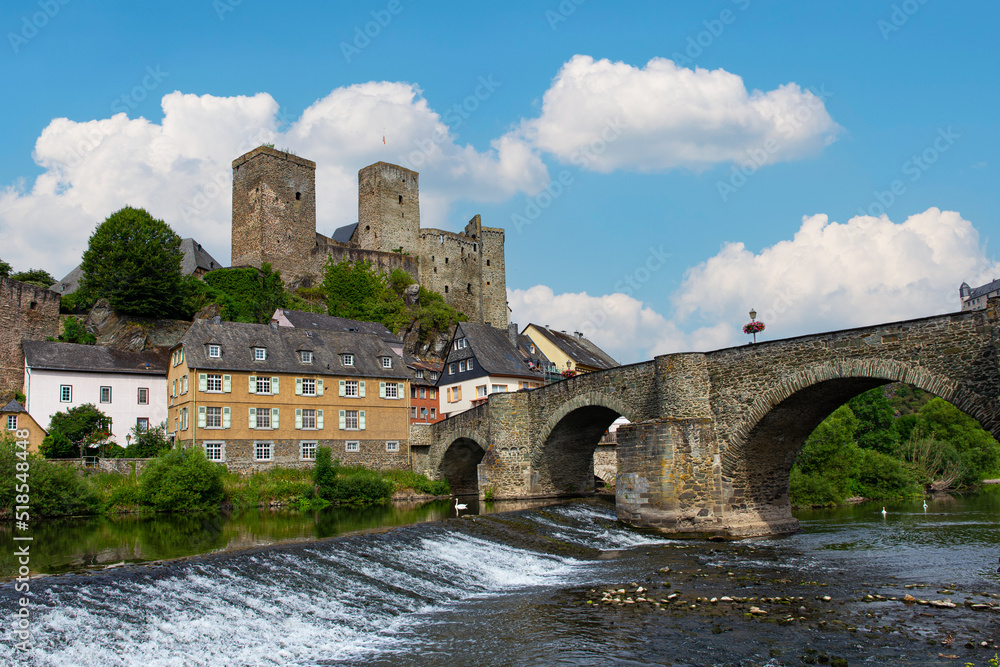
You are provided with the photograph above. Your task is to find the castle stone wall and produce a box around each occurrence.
[0,277,60,396]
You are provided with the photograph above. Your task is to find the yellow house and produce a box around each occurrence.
[1,399,47,454]
[167,319,411,473]
[521,324,618,376]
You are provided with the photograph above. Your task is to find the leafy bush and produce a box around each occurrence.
[0,437,100,517]
[381,468,450,496]
[11,268,56,287]
[789,467,841,507]
[322,468,395,506]
[40,404,110,458]
[202,263,287,323]
[53,316,96,345]
[790,406,860,506]
[850,449,922,500]
[139,448,225,512]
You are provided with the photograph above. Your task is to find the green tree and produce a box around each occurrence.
[322,258,409,332]
[202,264,287,323]
[41,404,110,458]
[53,316,96,345]
[848,387,899,454]
[122,422,173,458]
[0,259,10,277]
[10,268,56,287]
[79,206,184,317]
[912,398,1000,485]
[790,406,862,506]
[139,448,225,512]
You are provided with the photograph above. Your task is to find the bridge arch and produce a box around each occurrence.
[722,357,991,515]
[533,392,638,496]
[438,428,488,496]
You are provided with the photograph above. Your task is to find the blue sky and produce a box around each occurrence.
[2,0,998,362]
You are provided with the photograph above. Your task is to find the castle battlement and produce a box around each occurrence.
[230,147,508,327]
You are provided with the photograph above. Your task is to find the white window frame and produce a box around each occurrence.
[300,441,317,461]
[299,350,313,364]
[100,386,112,404]
[476,385,487,398]
[301,378,316,396]
[414,370,424,379]
[255,376,272,395]
[208,344,222,358]
[386,441,399,452]
[430,372,438,381]
[205,406,223,429]
[254,347,267,361]
[343,354,354,366]
[254,441,273,462]
[384,382,398,399]
[204,441,225,462]
[345,380,359,397]
[137,387,149,405]
[301,408,316,430]
[6,415,17,430]
[381,356,392,369]
[206,373,223,393]
[410,407,417,419]
[59,385,72,403]
[491,384,508,394]
[136,417,149,432]
[344,410,359,430]
[429,408,437,419]
[345,440,360,453]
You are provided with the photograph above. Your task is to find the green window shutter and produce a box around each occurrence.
[317,379,324,396]
[359,381,365,397]
[398,383,404,398]
[222,407,231,428]
[249,407,256,429]
[272,377,279,395]
[197,406,206,427]
[359,410,366,430]
[295,409,302,429]
[183,376,188,394]
[379,382,386,398]
[339,380,346,397]
[223,375,232,393]
[249,376,257,394]
[271,407,279,429]
[338,410,346,430]
[317,410,324,429]
[295,378,303,396]
[198,373,207,391]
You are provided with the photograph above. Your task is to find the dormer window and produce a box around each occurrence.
[414,370,424,379]
[254,347,267,361]
[430,372,438,381]
[299,350,313,364]
[381,356,392,369]
[343,354,354,367]
[208,344,222,358]
[454,338,468,350]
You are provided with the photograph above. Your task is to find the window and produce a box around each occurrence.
[410,407,417,419]
[136,418,149,432]
[60,385,72,403]
[344,410,359,430]
[454,338,468,350]
[343,354,354,366]
[254,441,272,461]
[429,408,437,419]
[301,409,316,430]
[256,376,272,395]
[345,441,360,452]
[386,441,399,452]
[205,406,223,428]
[459,361,466,372]
[255,407,272,429]
[100,386,112,404]
[183,375,189,394]
[430,372,438,381]
[448,386,462,403]
[449,364,456,375]
[476,385,487,398]
[301,378,316,396]
[381,356,392,369]
[384,383,398,399]
[206,374,223,392]
[300,441,317,461]
[491,384,508,393]
[137,387,149,405]
[181,407,188,430]
[430,388,437,399]
[6,415,17,430]
[208,344,221,358]
[299,350,313,364]
[467,358,474,370]
[344,380,359,397]
[204,441,224,462]
[254,347,267,361]
[415,370,424,379]
[419,387,426,399]
[410,386,417,399]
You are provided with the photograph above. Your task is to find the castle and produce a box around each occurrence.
[230,146,508,328]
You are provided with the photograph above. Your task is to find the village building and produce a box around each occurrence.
[406,357,443,424]
[437,322,545,418]
[1,399,46,454]
[22,341,168,445]
[271,308,403,358]
[521,324,618,375]
[168,318,411,473]
[960,279,1000,312]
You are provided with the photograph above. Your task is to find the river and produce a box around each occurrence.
[2,490,999,666]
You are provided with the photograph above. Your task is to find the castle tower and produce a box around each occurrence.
[231,146,317,281]
[355,162,420,254]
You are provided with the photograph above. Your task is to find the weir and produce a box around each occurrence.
[421,303,1000,538]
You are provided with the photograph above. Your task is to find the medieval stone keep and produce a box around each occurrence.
[231,146,508,327]
[0,277,60,396]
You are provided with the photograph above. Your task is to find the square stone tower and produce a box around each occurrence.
[231,147,317,279]
[355,162,420,253]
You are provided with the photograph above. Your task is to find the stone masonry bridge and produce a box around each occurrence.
[410,305,1000,538]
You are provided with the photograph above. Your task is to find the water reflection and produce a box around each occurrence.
[0,496,564,580]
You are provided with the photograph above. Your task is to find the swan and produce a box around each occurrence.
[454,498,468,511]
[881,507,887,517]
[923,500,928,510]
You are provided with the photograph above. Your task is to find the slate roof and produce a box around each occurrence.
[180,320,411,379]
[967,278,1000,300]
[449,322,545,380]
[22,341,168,375]
[53,238,222,295]
[0,399,25,413]
[331,223,358,244]
[405,356,443,386]
[526,325,618,370]
[275,309,403,345]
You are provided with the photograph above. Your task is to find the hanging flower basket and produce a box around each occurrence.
[561,369,578,378]
[743,321,765,335]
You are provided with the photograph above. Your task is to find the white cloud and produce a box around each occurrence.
[0,84,547,278]
[512,209,999,363]
[517,54,841,173]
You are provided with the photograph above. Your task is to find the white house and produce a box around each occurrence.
[437,322,545,418]
[22,341,168,445]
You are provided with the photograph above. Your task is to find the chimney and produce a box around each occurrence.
[507,322,519,346]
[212,315,221,325]
[575,331,583,339]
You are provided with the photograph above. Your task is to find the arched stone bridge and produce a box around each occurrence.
[409,305,1000,538]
